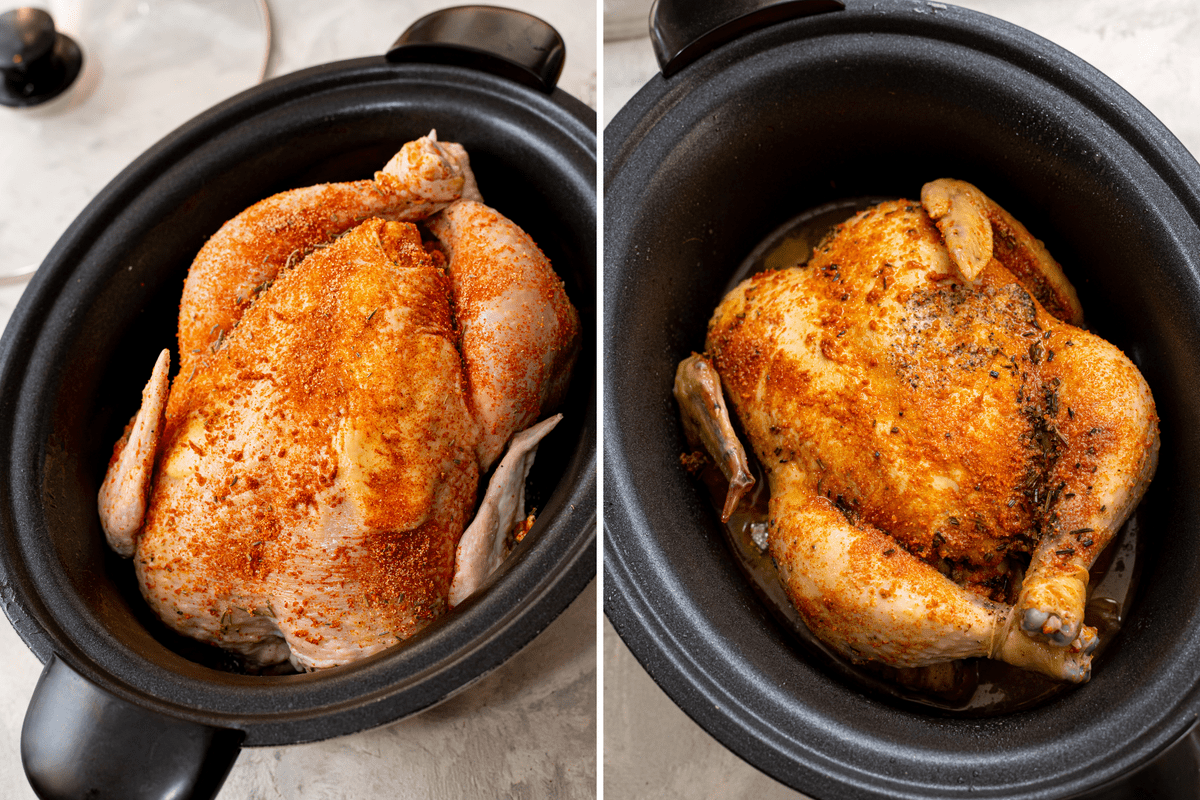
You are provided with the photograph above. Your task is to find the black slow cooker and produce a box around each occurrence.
[605,1,1200,797]
[0,6,596,799]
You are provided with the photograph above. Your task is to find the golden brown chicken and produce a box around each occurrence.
[676,180,1157,683]
[98,134,580,670]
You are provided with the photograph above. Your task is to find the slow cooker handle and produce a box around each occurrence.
[649,0,845,77]
[20,656,243,800]
[386,6,565,93]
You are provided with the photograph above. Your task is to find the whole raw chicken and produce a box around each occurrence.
[98,133,580,671]
[676,180,1157,683]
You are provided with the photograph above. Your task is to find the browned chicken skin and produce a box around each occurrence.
[677,180,1158,682]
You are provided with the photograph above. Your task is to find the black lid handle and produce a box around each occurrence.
[387,5,565,93]
[0,7,83,107]
[650,0,844,77]
[21,656,243,800]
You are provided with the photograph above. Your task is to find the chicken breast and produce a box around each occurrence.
[135,219,475,669]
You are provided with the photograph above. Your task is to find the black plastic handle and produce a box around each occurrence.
[21,656,243,800]
[387,5,565,93]
[649,0,845,77]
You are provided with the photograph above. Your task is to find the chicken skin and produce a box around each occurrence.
[99,134,580,670]
[677,180,1158,683]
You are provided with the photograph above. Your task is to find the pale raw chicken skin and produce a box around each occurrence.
[99,135,580,670]
[677,180,1158,683]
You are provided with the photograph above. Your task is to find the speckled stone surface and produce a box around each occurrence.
[602,2,1200,798]
[0,1,597,797]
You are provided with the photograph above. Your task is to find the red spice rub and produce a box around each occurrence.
[138,219,479,662]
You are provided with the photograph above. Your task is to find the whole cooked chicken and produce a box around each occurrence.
[676,179,1158,683]
[98,133,580,671]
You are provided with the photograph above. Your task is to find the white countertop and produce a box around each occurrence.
[0,1,597,798]
[602,1,1200,798]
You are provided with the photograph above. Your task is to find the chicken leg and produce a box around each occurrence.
[178,131,469,376]
[1012,324,1159,646]
[426,201,581,471]
[770,477,1096,682]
